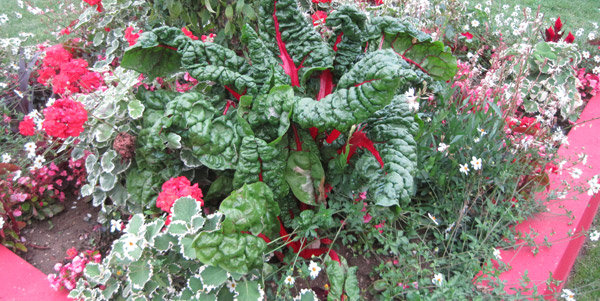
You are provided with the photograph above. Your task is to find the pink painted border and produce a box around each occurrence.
[497,94,600,297]
[0,244,69,300]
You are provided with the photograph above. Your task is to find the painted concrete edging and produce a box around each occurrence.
[496,94,600,297]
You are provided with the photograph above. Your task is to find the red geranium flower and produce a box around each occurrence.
[156,176,203,224]
[82,0,103,12]
[461,32,474,40]
[19,116,36,136]
[181,27,199,40]
[124,27,143,46]
[42,98,88,138]
[311,11,327,27]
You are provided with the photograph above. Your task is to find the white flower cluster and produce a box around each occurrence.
[587,175,600,196]
[1,153,11,163]
[561,288,576,301]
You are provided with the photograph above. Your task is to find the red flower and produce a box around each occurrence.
[78,71,104,93]
[311,0,331,3]
[65,247,77,260]
[42,45,72,68]
[19,116,36,136]
[311,11,327,26]
[545,27,556,42]
[564,32,575,43]
[82,0,103,12]
[124,27,142,46]
[42,98,88,138]
[181,27,199,40]
[59,26,72,36]
[156,176,203,224]
[200,33,216,43]
[554,17,563,33]
[461,32,473,40]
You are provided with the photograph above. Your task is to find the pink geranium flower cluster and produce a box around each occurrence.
[576,68,600,99]
[42,98,88,139]
[48,248,102,291]
[125,27,143,46]
[37,45,104,95]
[156,176,203,225]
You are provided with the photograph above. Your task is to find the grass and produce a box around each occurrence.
[566,233,600,300]
[471,0,600,46]
[0,0,81,45]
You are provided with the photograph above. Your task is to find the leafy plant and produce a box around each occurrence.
[117,0,456,213]
[70,184,279,300]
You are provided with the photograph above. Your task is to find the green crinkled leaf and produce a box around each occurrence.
[326,6,368,77]
[122,45,182,79]
[258,0,334,84]
[366,16,457,81]
[293,50,417,132]
[240,25,289,90]
[190,115,242,170]
[219,182,280,236]
[355,96,417,207]
[284,151,324,206]
[344,266,360,301]
[122,27,185,78]
[241,85,294,143]
[233,136,289,200]
[126,167,161,207]
[136,88,177,110]
[205,176,234,202]
[163,92,217,130]
[192,231,266,274]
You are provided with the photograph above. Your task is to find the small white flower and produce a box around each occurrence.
[473,137,480,143]
[437,142,449,153]
[493,249,502,260]
[225,280,237,293]
[284,275,295,286]
[593,66,600,75]
[432,273,444,287]
[582,51,590,59]
[477,128,487,136]
[570,168,582,179]
[405,88,420,112]
[575,28,584,37]
[471,20,480,28]
[594,55,600,63]
[1,153,11,163]
[561,288,576,301]
[122,235,138,253]
[587,175,600,196]
[427,213,439,225]
[0,216,4,229]
[308,261,321,279]
[34,155,45,166]
[14,12,22,19]
[470,156,482,170]
[110,220,123,233]
[24,142,36,153]
[590,230,600,242]
[459,163,470,175]
[12,170,22,182]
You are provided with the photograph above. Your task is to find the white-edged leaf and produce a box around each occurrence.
[166,132,182,149]
[236,280,263,301]
[167,221,189,236]
[171,197,200,223]
[125,214,145,235]
[85,154,98,172]
[108,183,128,206]
[99,172,117,191]
[198,265,229,289]
[128,99,145,119]
[295,288,318,301]
[92,189,106,207]
[94,123,114,142]
[101,150,117,172]
[179,235,196,260]
[180,149,203,168]
[191,215,205,232]
[81,184,94,197]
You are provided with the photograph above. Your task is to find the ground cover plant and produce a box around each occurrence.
[1,0,600,300]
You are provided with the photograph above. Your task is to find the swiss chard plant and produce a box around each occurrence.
[117,0,456,213]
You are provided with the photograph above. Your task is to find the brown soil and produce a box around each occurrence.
[285,243,387,299]
[18,197,104,274]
